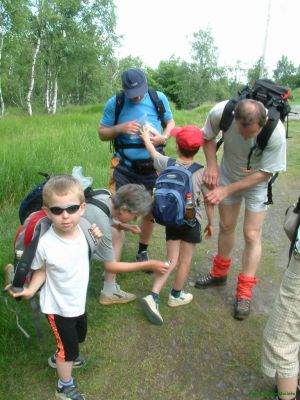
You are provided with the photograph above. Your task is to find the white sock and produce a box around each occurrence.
[102,281,118,295]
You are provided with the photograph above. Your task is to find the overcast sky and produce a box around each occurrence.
[114,0,299,73]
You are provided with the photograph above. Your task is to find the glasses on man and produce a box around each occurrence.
[48,204,81,215]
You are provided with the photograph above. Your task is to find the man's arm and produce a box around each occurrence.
[203,139,220,189]
[205,170,272,205]
[103,259,169,274]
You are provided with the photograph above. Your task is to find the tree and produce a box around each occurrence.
[0,0,29,116]
[247,58,270,85]
[273,56,297,88]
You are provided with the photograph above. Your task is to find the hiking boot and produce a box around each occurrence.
[99,285,136,305]
[4,263,14,288]
[195,273,227,289]
[140,295,163,325]
[49,354,84,369]
[234,298,251,320]
[168,291,193,307]
[55,380,85,400]
[136,250,153,273]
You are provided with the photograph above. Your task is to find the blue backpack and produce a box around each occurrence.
[152,159,203,227]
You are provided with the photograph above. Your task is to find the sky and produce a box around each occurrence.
[114,0,300,73]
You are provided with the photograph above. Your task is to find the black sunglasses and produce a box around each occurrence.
[48,204,81,215]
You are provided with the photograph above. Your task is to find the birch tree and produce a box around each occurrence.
[26,0,43,116]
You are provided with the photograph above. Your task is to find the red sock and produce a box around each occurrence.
[236,273,258,299]
[211,255,232,278]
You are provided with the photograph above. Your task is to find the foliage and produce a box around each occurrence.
[273,55,300,89]
[0,4,300,116]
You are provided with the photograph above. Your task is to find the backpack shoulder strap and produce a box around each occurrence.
[86,197,111,218]
[219,99,238,132]
[166,158,176,167]
[256,107,280,151]
[79,217,99,259]
[114,90,125,125]
[187,162,203,174]
[148,88,167,128]
[12,217,51,292]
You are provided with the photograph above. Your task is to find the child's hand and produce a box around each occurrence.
[204,224,213,239]
[149,260,170,274]
[139,126,150,142]
[90,224,103,240]
[7,286,34,300]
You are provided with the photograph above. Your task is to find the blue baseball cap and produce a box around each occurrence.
[121,68,148,99]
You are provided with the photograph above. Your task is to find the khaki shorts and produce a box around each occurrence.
[261,254,300,378]
[220,173,268,212]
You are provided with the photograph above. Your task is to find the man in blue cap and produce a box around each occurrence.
[98,67,174,298]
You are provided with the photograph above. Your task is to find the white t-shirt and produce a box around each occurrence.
[31,225,89,317]
[203,100,286,183]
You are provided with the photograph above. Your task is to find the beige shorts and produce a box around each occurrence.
[220,173,268,212]
[261,253,300,378]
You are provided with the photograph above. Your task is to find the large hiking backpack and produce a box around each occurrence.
[112,88,167,154]
[217,79,291,205]
[19,173,110,224]
[152,159,203,227]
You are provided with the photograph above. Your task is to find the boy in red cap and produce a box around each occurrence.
[139,125,215,325]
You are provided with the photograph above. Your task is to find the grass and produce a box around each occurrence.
[0,104,299,399]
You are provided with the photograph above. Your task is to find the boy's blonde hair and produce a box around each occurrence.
[43,175,84,207]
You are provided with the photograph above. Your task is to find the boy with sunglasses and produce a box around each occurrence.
[9,175,169,400]
[9,175,101,400]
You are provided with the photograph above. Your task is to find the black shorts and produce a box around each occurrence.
[47,312,87,362]
[113,162,157,191]
[165,221,202,243]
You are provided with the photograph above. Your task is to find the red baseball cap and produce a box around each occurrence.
[170,125,204,150]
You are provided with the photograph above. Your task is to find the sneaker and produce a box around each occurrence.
[48,354,84,369]
[140,295,163,325]
[168,291,193,307]
[4,264,14,288]
[136,250,149,262]
[194,273,227,289]
[234,298,251,320]
[55,380,85,400]
[99,285,136,305]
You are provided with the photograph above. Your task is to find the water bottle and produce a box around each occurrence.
[185,193,195,221]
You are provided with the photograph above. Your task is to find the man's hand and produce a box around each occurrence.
[205,186,228,205]
[119,120,141,135]
[125,224,141,234]
[203,166,220,189]
[148,260,170,274]
[149,130,164,146]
